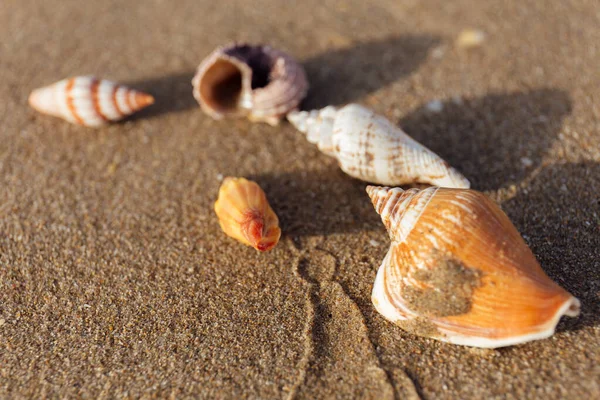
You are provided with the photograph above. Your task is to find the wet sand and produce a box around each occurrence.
[0,0,598,398]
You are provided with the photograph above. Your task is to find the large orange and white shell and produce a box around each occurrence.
[28,76,154,127]
[367,185,580,348]
[288,104,470,188]
[192,44,308,126]
[214,177,281,252]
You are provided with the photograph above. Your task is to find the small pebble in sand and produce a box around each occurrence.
[430,45,446,59]
[456,29,486,49]
[520,157,533,167]
[216,173,224,181]
[369,239,380,247]
[452,96,464,105]
[426,100,444,113]
[0,318,5,326]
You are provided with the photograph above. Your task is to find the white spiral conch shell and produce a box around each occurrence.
[192,44,308,126]
[288,104,470,188]
[28,76,154,127]
[367,185,580,348]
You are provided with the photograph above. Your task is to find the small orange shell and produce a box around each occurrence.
[367,185,580,348]
[214,177,281,252]
[192,44,308,126]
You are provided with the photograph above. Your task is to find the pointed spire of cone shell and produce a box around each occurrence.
[366,185,437,242]
[287,106,338,156]
[28,76,154,127]
[289,104,470,188]
[192,44,308,126]
[214,177,281,252]
[367,185,580,348]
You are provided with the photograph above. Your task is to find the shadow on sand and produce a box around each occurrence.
[124,72,197,120]
[398,89,572,191]
[250,168,381,237]
[302,34,440,109]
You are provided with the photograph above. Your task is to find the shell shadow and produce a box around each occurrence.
[250,169,380,237]
[302,34,440,109]
[502,162,600,331]
[399,89,573,191]
[123,72,197,120]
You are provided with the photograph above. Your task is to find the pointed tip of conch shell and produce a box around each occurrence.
[366,185,393,213]
[28,86,56,116]
[214,177,281,252]
[134,92,155,109]
[366,185,386,201]
[366,185,430,240]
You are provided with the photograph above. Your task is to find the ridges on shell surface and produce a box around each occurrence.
[287,104,470,188]
[192,44,308,126]
[366,185,580,348]
[28,76,154,127]
[214,177,281,252]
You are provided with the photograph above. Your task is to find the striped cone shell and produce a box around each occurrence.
[192,44,308,126]
[367,185,580,348]
[28,76,154,127]
[287,104,470,188]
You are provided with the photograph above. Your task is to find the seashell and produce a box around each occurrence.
[192,44,308,126]
[456,29,486,49]
[366,185,580,348]
[28,76,154,127]
[214,177,281,252]
[288,104,470,188]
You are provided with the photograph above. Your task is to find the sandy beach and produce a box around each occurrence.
[0,0,598,398]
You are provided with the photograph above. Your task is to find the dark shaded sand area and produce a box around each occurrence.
[0,0,598,398]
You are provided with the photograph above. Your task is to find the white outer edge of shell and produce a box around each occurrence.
[371,247,415,323]
[439,296,581,348]
[372,244,582,348]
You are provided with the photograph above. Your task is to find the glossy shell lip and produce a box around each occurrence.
[192,44,308,125]
[371,249,581,348]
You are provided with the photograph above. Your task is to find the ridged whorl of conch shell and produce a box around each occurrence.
[214,177,281,252]
[366,185,580,348]
[192,44,308,126]
[28,76,154,127]
[288,104,470,188]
